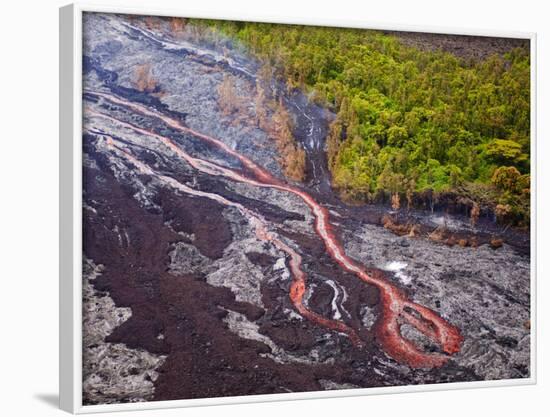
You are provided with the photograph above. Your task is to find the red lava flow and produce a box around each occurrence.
[87,91,463,368]
[100,134,363,347]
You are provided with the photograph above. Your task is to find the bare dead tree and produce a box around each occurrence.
[133,63,158,93]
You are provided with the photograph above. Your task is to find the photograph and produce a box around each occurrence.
[80,11,531,406]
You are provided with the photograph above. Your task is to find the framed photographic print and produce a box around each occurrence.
[59,2,536,413]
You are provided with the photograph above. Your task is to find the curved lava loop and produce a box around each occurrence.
[97,133,363,347]
[86,91,463,368]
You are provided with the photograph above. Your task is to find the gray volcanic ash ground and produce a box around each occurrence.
[81,13,531,405]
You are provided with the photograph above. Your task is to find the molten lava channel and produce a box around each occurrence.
[86,90,463,368]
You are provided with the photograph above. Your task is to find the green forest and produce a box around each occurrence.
[195,20,531,226]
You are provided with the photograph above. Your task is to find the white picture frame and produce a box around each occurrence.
[60,2,537,413]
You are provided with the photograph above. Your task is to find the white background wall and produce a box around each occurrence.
[1,0,548,415]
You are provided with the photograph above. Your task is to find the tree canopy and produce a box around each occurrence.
[196,20,531,225]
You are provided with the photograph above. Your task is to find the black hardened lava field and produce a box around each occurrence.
[81,13,531,405]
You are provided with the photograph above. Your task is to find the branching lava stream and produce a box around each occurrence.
[87,90,463,369]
